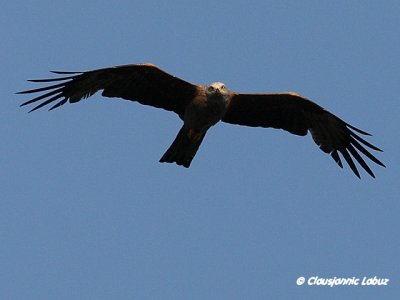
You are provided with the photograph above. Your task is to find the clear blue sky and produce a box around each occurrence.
[1,1,399,299]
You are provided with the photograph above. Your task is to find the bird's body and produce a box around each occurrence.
[18,63,385,177]
[186,83,230,130]
[160,82,232,167]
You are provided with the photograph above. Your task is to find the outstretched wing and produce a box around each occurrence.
[18,64,198,118]
[223,92,385,178]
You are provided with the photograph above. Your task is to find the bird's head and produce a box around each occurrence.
[207,82,229,96]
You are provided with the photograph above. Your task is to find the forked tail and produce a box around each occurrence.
[159,126,207,168]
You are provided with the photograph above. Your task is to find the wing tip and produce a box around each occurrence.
[50,70,83,75]
[346,122,372,136]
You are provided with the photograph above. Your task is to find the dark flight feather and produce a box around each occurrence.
[18,64,198,118]
[223,92,385,178]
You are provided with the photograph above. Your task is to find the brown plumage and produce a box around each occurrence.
[18,63,385,178]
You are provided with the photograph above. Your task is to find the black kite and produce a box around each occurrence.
[18,64,385,178]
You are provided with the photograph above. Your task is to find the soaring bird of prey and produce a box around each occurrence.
[18,63,385,178]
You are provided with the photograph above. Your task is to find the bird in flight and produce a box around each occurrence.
[18,63,385,178]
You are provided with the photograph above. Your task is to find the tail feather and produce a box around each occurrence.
[159,126,207,168]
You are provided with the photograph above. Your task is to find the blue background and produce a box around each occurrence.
[1,1,399,299]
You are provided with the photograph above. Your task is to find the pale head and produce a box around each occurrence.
[207,82,229,96]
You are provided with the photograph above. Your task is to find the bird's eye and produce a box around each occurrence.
[221,85,226,90]
[208,86,215,92]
